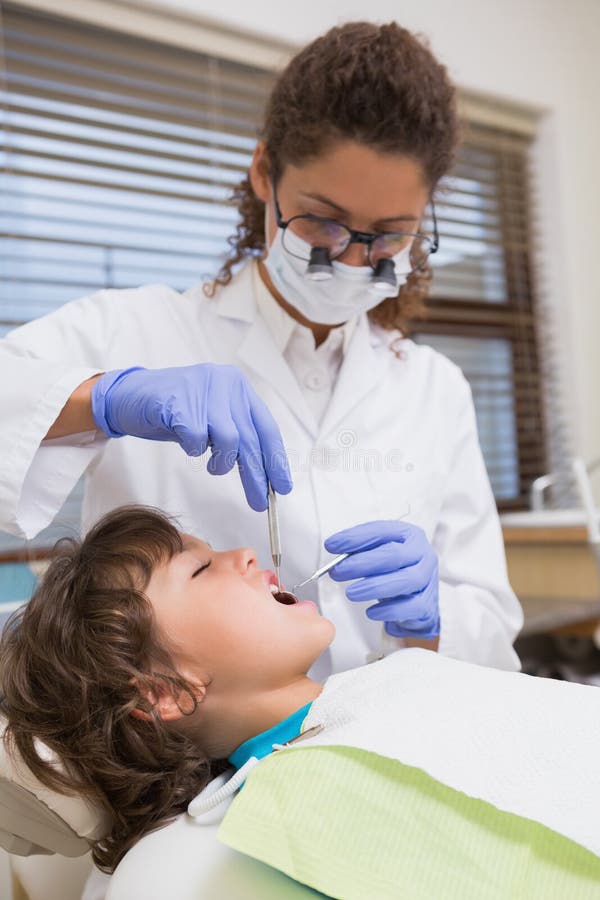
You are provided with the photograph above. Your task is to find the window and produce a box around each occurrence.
[0,2,273,556]
[0,3,272,329]
[0,4,544,564]
[414,124,545,508]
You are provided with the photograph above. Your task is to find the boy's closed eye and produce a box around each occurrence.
[191,561,211,579]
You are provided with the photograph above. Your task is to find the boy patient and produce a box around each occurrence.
[2,504,600,897]
[0,505,334,871]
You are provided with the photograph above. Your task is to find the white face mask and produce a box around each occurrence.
[263,219,413,326]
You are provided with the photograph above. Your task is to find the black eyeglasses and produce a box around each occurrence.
[270,175,439,275]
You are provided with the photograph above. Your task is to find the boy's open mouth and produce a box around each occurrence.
[264,571,298,605]
[269,584,298,605]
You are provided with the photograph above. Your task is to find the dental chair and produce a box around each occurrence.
[0,715,317,900]
[107,788,317,900]
[0,711,106,900]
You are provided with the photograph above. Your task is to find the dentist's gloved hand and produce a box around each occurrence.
[325,520,440,639]
[91,364,292,511]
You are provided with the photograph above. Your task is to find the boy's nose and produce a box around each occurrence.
[229,547,257,574]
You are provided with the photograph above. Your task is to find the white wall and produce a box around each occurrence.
[152,0,600,491]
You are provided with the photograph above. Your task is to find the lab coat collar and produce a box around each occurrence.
[316,313,392,441]
[202,263,395,441]
[208,263,257,324]
[252,262,358,358]
[209,263,321,436]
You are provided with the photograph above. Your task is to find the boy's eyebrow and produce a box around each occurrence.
[298,191,419,223]
[181,536,212,552]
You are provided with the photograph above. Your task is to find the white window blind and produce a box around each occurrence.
[416,124,545,507]
[0,2,274,554]
[0,4,546,558]
[0,1,272,333]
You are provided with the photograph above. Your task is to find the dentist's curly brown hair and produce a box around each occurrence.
[0,506,228,873]
[208,20,460,335]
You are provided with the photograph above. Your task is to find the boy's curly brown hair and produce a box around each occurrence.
[208,20,461,335]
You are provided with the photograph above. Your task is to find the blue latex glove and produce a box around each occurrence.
[91,364,292,511]
[325,520,440,639]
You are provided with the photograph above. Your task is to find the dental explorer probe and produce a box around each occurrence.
[292,553,350,592]
[292,508,411,592]
[267,484,282,590]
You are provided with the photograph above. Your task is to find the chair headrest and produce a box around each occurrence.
[0,714,110,856]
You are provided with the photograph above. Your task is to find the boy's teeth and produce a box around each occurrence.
[269,583,279,594]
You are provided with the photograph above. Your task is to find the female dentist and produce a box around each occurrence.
[0,21,522,677]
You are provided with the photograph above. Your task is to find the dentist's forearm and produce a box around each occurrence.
[44,374,103,439]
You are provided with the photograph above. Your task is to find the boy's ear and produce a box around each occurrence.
[130,674,206,722]
[249,141,271,204]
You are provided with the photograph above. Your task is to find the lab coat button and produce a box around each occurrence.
[305,369,327,390]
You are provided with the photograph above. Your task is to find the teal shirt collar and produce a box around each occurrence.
[228,702,313,771]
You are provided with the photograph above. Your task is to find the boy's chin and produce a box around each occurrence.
[313,619,336,652]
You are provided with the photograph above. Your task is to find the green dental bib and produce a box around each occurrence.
[218,745,600,900]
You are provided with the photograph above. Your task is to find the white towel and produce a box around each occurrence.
[293,648,600,857]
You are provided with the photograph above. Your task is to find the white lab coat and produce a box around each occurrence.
[0,261,523,678]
